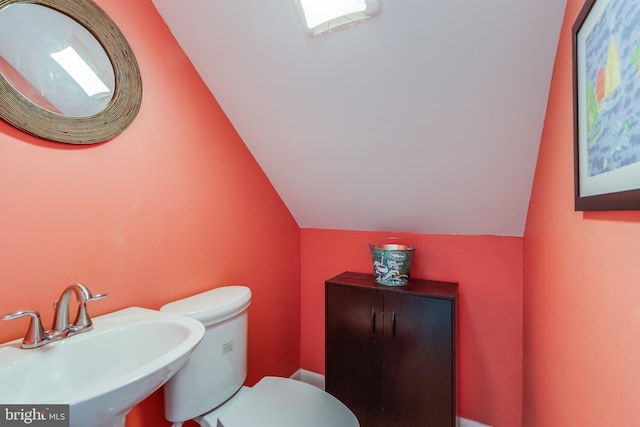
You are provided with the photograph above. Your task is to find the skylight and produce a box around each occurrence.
[296,0,382,36]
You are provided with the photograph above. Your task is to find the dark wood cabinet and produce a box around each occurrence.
[325,271,457,427]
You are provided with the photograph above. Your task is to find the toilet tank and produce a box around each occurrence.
[160,286,252,423]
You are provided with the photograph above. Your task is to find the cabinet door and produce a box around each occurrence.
[383,292,455,427]
[326,284,384,427]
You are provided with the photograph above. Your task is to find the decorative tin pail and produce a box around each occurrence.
[369,238,417,286]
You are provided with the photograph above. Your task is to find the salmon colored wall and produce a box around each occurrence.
[0,1,300,426]
[300,229,523,427]
[523,0,640,425]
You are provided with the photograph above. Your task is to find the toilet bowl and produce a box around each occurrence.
[160,286,358,427]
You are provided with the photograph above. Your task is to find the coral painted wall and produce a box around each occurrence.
[0,0,300,425]
[523,0,640,425]
[300,229,523,427]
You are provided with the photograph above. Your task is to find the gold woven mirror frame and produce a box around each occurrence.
[0,0,142,144]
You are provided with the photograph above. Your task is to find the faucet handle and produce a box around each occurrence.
[2,310,47,349]
[90,293,108,301]
[70,293,107,332]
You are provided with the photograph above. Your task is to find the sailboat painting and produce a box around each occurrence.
[577,0,640,179]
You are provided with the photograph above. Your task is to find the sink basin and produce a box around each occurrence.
[0,307,205,427]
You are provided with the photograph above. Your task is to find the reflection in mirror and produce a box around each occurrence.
[0,0,142,144]
[0,3,115,117]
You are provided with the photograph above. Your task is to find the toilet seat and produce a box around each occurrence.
[198,377,359,427]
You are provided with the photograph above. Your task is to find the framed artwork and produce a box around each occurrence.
[573,0,640,210]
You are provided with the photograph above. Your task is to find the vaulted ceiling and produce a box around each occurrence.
[151,0,567,236]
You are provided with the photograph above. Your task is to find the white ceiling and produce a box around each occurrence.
[151,0,566,236]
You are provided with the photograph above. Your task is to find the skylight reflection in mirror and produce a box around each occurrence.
[0,3,114,117]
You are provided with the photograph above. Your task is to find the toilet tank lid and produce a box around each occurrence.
[160,286,251,326]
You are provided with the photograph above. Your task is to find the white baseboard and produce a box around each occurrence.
[290,369,325,390]
[458,417,492,427]
[291,370,491,427]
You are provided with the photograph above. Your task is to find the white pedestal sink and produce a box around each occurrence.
[0,307,205,427]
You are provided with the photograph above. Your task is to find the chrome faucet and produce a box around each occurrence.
[52,283,107,334]
[2,283,107,349]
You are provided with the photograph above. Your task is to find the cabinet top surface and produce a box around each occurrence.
[326,271,458,299]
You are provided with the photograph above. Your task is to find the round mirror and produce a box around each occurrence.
[0,3,115,117]
[0,0,142,144]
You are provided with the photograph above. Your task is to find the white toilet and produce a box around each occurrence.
[160,286,359,427]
